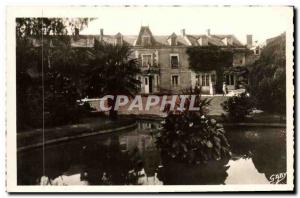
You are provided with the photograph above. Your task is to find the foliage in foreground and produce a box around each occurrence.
[221,93,254,122]
[156,95,231,164]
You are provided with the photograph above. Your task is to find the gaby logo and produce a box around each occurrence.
[270,173,287,184]
[98,95,202,112]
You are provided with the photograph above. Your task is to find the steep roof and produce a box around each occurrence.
[29,27,245,48]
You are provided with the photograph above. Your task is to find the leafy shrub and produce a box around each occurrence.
[156,95,231,164]
[221,93,254,121]
[18,71,92,130]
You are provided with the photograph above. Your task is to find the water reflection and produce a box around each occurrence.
[17,121,286,185]
[225,127,286,184]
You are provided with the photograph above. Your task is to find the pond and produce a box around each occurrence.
[17,120,287,185]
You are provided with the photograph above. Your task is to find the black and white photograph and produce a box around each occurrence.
[6,6,294,192]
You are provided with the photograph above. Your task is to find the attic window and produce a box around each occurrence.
[171,37,177,46]
[115,37,123,45]
[142,36,151,46]
[114,33,123,45]
[223,37,233,46]
[198,37,208,46]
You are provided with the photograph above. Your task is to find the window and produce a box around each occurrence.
[201,75,206,86]
[171,75,179,87]
[196,75,200,85]
[211,74,216,84]
[201,74,209,86]
[171,37,177,46]
[198,73,216,86]
[230,75,234,85]
[170,54,179,68]
[142,54,152,67]
[205,75,209,86]
[142,36,151,46]
[225,75,229,85]
[145,77,148,85]
[138,76,142,88]
[255,48,260,55]
[225,74,234,85]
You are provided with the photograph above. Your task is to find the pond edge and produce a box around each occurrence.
[17,122,137,152]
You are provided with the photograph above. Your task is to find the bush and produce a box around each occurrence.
[18,72,92,130]
[156,96,231,164]
[221,93,254,121]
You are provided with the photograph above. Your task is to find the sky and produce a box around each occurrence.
[79,6,292,45]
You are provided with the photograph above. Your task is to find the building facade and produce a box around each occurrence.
[89,26,258,94]
[31,26,259,95]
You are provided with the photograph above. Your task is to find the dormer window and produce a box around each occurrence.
[115,33,123,45]
[136,26,154,47]
[168,33,177,46]
[171,37,177,45]
[255,47,260,55]
[115,37,123,45]
[198,37,208,46]
[222,37,233,46]
[142,36,151,46]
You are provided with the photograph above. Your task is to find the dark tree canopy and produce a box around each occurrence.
[248,33,286,115]
[16,18,94,130]
[86,41,141,98]
[186,46,233,72]
[85,41,141,119]
[16,18,93,38]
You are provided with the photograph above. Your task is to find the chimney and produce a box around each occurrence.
[207,29,211,36]
[100,28,104,41]
[181,29,186,37]
[247,34,253,48]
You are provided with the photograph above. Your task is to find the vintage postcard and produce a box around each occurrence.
[6,6,294,192]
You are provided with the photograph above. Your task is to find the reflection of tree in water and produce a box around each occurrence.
[18,149,44,185]
[226,127,287,184]
[156,153,230,185]
[81,135,144,185]
[251,133,286,184]
[18,128,162,185]
[226,131,256,159]
[18,143,75,185]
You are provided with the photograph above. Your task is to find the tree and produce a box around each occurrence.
[16,18,93,38]
[248,33,286,116]
[16,18,94,129]
[86,41,141,119]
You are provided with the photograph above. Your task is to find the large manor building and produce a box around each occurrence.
[33,26,260,94]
